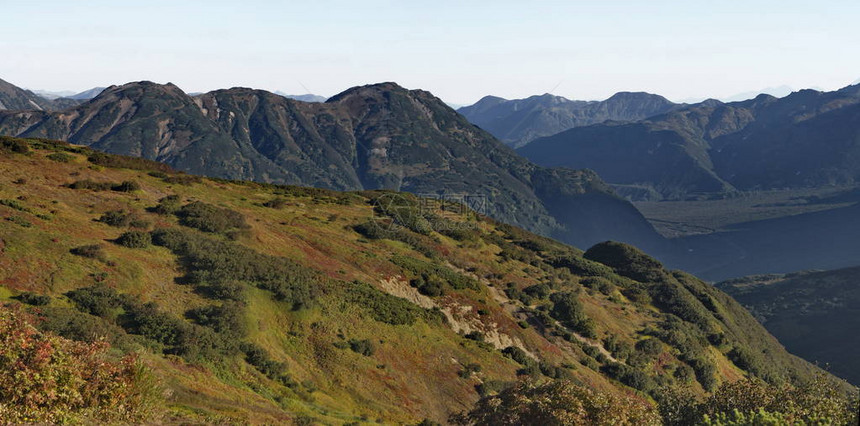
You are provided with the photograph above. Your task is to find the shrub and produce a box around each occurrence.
[162,174,202,185]
[348,339,375,356]
[186,302,247,340]
[151,228,316,309]
[115,231,151,248]
[239,342,294,386]
[66,284,123,318]
[459,363,482,378]
[263,198,289,209]
[87,151,172,173]
[0,137,30,153]
[0,304,160,423]
[661,377,859,426]
[550,292,596,338]
[523,284,551,300]
[635,338,663,357]
[152,195,181,215]
[464,331,484,342]
[176,201,249,234]
[207,280,247,301]
[345,280,426,325]
[98,210,132,227]
[69,179,115,191]
[14,292,51,306]
[0,199,30,212]
[411,274,445,297]
[14,292,50,307]
[601,362,656,393]
[583,241,666,283]
[112,180,141,192]
[450,380,661,425]
[70,244,105,260]
[5,216,32,227]
[46,152,74,162]
[392,255,479,292]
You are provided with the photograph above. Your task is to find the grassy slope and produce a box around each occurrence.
[0,137,843,423]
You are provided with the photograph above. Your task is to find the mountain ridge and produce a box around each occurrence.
[0,79,664,251]
[457,91,677,147]
[519,84,860,200]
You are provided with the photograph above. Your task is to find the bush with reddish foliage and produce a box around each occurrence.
[0,304,160,423]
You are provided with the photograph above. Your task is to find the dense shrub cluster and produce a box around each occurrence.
[648,317,719,391]
[583,241,666,283]
[601,362,657,393]
[99,210,133,227]
[66,284,234,361]
[458,363,482,378]
[13,292,50,306]
[67,179,141,192]
[151,228,316,309]
[162,174,202,185]
[113,180,141,192]
[69,179,115,191]
[353,220,439,259]
[175,201,249,235]
[549,292,596,338]
[87,151,172,173]
[186,302,247,340]
[115,231,152,248]
[0,304,159,423]
[347,338,375,356]
[548,254,615,278]
[369,193,434,235]
[345,280,430,326]
[240,343,295,387]
[392,255,479,294]
[450,380,661,425]
[151,195,181,215]
[34,306,135,347]
[46,152,75,162]
[659,377,859,426]
[0,136,30,154]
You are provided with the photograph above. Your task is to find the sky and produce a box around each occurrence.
[1,0,858,105]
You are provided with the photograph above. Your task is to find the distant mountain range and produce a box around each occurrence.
[67,87,107,100]
[0,78,58,111]
[273,92,327,102]
[0,79,662,251]
[718,267,860,385]
[457,92,678,147]
[519,84,860,200]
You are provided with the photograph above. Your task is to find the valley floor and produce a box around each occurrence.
[634,186,860,238]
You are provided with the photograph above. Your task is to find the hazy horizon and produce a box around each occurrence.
[2,0,858,105]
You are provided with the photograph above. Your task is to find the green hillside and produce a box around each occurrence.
[0,137,855,424]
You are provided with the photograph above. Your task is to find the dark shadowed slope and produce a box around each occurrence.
[520,85,860,201]
[718,267,860,385]
[662,202,860,281]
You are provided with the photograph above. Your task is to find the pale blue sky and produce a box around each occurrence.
[1,0,858,104]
